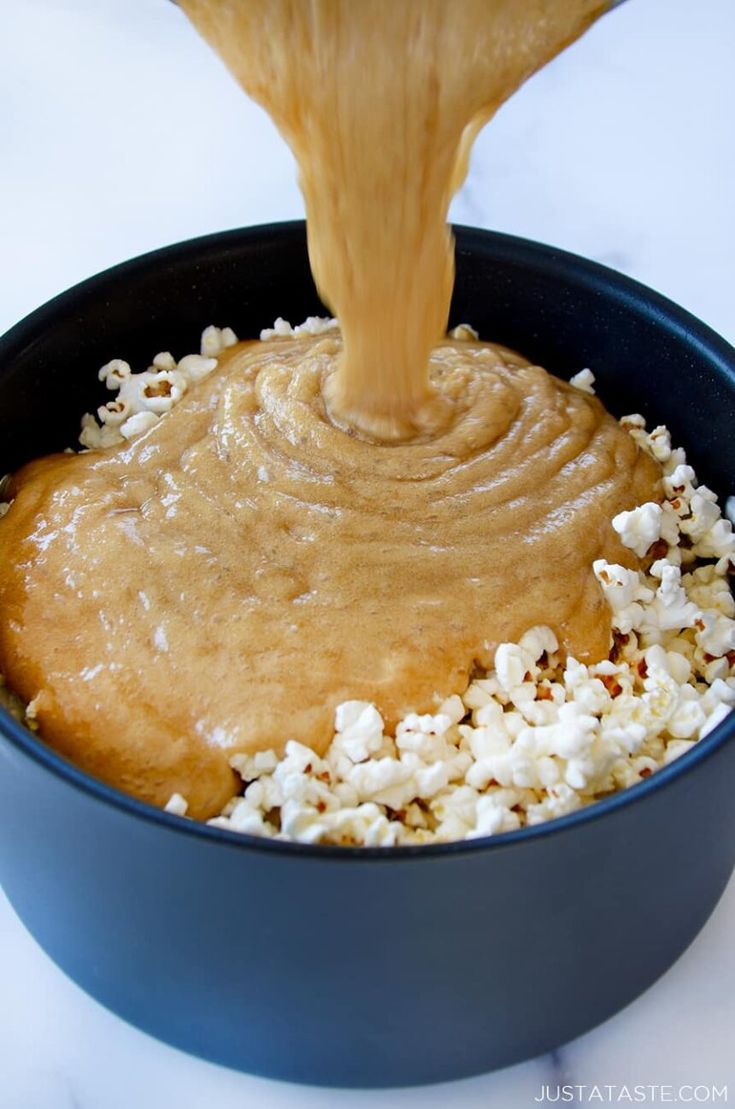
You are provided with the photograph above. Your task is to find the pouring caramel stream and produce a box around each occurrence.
[181,0,609,439]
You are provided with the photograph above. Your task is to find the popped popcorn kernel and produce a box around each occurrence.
[569,368,595,394]
[448,323,479,341]
[259,316,338,341]
[200,324,239,358]
[612,502,664,558]
[164,792,188,817]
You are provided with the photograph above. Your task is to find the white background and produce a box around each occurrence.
[1,1,734,1106]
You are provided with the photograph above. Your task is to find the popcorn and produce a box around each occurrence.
[569,368,595,394]
[526,783,583,825]
[469,793,523,837]
[519,625,559,661]
[592,560,654,634]
[293,316,339,337]
[346,754,426,809]
[680,489,722,545]
[694,517,735,562]
[119,411,159,440]
[200,324,238,358]
[204,408,734,847]
[79,327,227,449]
[176,354,218,384]
[683,565,735,617]
[3,327,734,849]
[644,425,672,463]
[663,464,697,503]
[701,701,733,738]
[259,316,338,341]
[448,323,479,341]
[209,797,276,837]
[642,562,701,634]
[229,749,279,781]
[494,643,538,702]
[695,611,735,658]
[612,502,664,558]
[80,412,123,450]
[99,358,132,388]
[152,351,176,371]
[662,739,697,765]
[164,792,188,817]
[259,316,294,340]
[332,700,385,762]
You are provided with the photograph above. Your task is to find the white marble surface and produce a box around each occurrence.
[1,1,734,1105]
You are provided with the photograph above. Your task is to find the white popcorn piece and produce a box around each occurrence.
[695,611,735,658]
[662,739,697,765]
[593,560,654,634]
[134,370,188,414]
[98,358,132,388]
[332,701,385,762]
[494,642,537,696]
[437,694,466,724]
[260,316,338,341]
[200,325,239,358]
[700,701,733,738]
[229,749,279,781]
[97,397,131,428]
[700,679,735,715]
[448,323,479,341]
[468,793,522,837]
[519,625,559,661]
[641,562,701,634]
[164,792,188,817]
[646,425,673,463]
[259,317,294,340]
[525,784,583,825]
[683,566,735,618]
[569,368,596,394]
[152,351,176,371]
[210,797,275,837]
[120,411,160,440]
[663,464,697,503]
[680,490,722,545]
[293,316,339,336]
[346,754,422,810]
[79,412,123,450]
[694,517,735,561]
[176,354,217,384]
[612,503,664,558]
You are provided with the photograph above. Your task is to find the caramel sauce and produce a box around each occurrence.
[0,336,658,816]
[0,1,661,818]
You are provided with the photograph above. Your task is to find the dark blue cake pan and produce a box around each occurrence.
[0,223,733,1087]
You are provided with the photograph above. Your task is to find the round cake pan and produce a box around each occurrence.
[0,223,733,1087]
